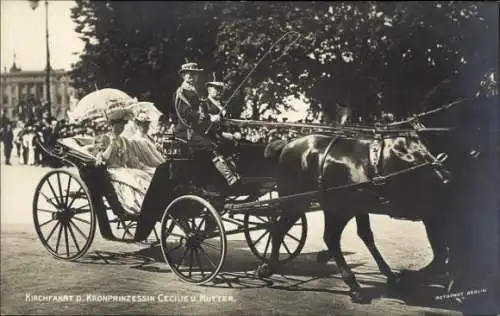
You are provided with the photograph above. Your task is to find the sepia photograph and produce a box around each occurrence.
[0,1,498,315]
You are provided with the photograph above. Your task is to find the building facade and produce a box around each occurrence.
[1,62,77,121]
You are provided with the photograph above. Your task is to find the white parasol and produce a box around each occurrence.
[67,88,136,123]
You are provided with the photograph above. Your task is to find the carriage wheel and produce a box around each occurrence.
[160,195,226,285]
[33,170,96,261]
[243,214,307,263]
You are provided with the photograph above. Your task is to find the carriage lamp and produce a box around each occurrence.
[161,132,183,158]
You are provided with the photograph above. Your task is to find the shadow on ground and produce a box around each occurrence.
[76,240,467,312]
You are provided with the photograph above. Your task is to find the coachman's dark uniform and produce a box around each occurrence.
[135,64,238,242]
[172,85,217,153]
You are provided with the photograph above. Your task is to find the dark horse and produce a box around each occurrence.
[413,93,499,313]
[256,129,451,303]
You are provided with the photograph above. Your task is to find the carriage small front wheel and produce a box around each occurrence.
[243,214,308,263]
[160,195,227,285]
[33,169,97,261]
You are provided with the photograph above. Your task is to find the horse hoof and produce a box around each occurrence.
[387,275,401,297]
[316,250,331,263]
[255,264,273,279]
[349,290,371,304]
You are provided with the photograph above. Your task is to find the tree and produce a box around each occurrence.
[70,2,498,121]
[70,1,224,117]
[216,2,498,119]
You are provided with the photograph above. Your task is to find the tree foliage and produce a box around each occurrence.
[216,1,498,119]
[70,1,498,120]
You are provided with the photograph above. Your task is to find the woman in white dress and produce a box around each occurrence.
[94,101,163,214]
[128,110,165,168]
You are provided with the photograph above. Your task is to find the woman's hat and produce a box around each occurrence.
[104,98,133,122]
[178,62,204,75]
[206,72,226,88]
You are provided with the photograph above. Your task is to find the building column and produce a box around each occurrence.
[42,83,47,102]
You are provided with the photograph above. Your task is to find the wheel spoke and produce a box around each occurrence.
[67,222,81,252]
[37,208,57,214]
[72,209,91,215]
[282,239,292,255]
[153,227,159,241]
[40,192,59,209]
[72,216,90,225]
[121,227,128,240]
[167,213,190,235]
[194,216,206,234]
[263,233,271,258]
[188,249,194,278]
[168,233,187,239]
[166,243,183,255]
[198,246,217,269]
[194,248,205,278]
[46,178,62,206]
[55,224,63,253]
[69,220,88,240]
[199,241,219,251]
[64,224,70,257]
[74,203,90,210]
[285,232,301,243]
[46,221,60,241]
[66,187,84,209]
[255,216,269,223]
[39,218,55,228]
[64,176,72,206]
[252,230,269,247]
[57,173,64,206]
[176,247,190,270]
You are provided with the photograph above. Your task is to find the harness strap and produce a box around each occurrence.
[369,135,385,185]
[317,136,339,195]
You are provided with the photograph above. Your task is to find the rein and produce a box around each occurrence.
[227,160,435,211]
[386,96,474,127]
[223,118,453,136]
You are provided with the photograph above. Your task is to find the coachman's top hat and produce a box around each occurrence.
[178,62,204,75]
[206,72,227,89]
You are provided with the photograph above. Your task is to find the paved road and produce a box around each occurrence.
[0,160,462,315]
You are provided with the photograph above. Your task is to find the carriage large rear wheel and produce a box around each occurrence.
[160,195,226,285]
[33,170,96,261]
[243,214,307,263]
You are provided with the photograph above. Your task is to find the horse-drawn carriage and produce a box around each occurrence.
[32,122,312,282]
[33,81,498,306]
[32,107,450,288]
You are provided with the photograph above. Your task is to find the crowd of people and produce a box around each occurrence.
[0,115,306,168]
[0,114,98,166]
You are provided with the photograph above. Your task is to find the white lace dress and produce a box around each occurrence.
[96,132,164,214]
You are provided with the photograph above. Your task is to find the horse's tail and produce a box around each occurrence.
[264,139,287,164]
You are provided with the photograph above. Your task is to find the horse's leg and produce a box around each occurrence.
[323,210,370,303]
[420,216,448,275]
[355,214,397,291]
[399,215,449,285]
[255,209,302,278]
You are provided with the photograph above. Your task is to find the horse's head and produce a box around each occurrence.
[382,131,451,185]
[410,95,497,180]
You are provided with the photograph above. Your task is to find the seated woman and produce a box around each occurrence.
[128,110,165,167]
[92,102,164,215]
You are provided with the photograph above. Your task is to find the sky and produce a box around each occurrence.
[1,0,83,72]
